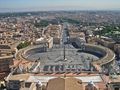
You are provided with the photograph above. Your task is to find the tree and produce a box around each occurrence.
[17,41,30,50]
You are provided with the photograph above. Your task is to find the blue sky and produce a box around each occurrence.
[0,0,120,12]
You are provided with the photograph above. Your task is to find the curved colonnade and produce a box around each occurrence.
[16,42,115,73]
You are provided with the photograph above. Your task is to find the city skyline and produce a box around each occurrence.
[0,0,120,12]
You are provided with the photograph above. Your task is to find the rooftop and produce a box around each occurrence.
[47,77,83,90]
[8,74,29,81]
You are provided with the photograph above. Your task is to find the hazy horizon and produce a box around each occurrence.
[0,0,120,13]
